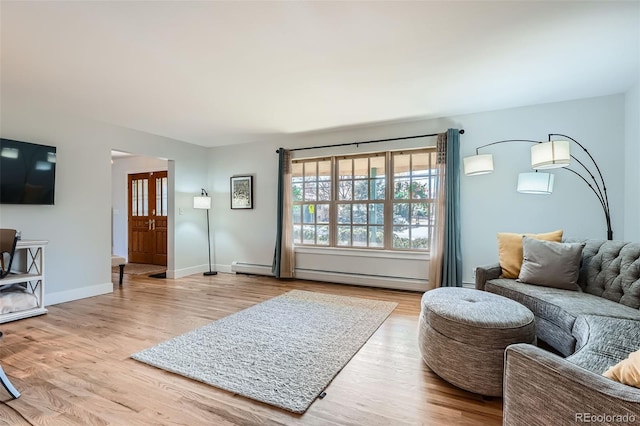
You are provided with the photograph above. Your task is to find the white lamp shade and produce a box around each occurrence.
[517,172,554,194]
[193,196,211,209]
[531,140,570,169]
[463,154,494,176]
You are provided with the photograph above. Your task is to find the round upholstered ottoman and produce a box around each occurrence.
[418,287,535,397]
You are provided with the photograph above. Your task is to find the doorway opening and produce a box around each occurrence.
[111,152,170,281]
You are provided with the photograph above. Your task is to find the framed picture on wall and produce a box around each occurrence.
[230,175,253,209]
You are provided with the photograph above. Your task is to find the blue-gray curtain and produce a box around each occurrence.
[272,148,286,277]
[272,148,294,278]
[441,129,462,287]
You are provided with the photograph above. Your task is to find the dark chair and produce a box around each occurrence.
[0,229,18,279]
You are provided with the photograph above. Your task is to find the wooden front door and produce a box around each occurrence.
[128,171,168,266]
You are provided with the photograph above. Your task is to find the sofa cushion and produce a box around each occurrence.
[568,315,640,376]
[486,279,640,335]
[497,230,563,279]
[518,237,585,290]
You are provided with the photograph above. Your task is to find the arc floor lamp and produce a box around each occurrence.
[194,189,218,276]
[463,133,612,240]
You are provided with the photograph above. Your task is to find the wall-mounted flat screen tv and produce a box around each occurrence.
[0,138,57,205]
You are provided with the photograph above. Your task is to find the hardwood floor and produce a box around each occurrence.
[0,273,502,425]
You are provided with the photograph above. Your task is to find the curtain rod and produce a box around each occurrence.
[275,129,465,153]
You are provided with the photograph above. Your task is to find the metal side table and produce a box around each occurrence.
[0,331,20,399]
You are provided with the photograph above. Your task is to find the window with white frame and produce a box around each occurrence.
[292,147,438,251]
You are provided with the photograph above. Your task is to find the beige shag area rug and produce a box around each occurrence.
[131,290,397,413]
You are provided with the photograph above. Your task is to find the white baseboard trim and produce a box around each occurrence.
[47,282,113,306]
[170,264,233,279]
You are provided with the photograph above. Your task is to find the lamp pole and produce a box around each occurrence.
[204,205,217,276]
[548,134,612,240]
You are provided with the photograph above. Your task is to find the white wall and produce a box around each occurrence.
[111,155,168,259]
[0,101,210,305]
[624,83,640,242]
[209,95,627,286]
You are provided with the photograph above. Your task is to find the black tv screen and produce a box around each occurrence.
[0,138,57,205]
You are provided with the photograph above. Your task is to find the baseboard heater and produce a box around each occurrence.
[231,262,274,276]
[230,261,428,292]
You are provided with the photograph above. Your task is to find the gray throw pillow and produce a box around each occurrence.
[518,237,586,290]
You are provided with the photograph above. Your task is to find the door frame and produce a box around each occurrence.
[110,153,174,276]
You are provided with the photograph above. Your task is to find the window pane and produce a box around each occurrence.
[161,177,168,216]
[370,156,385,177]
[136,180,142,216]
[369,203,384,225]
[318,180,331,201]
[394,178,410,199]
[317,204,330,224]
[291,162,303,178]
[412,153,431,175]
[142,179,149,216]
[304,182,317,201]
[304,162,317,181]
[303,204,315,224]
[411,203,428,225]
[370,177,385,200]
[354,180,368,200]
[132,181,138,216]
[292,182,303,201]
[369,226,384,247]
[430,175,439,197]
[394,154,410,175]
[337,226,351,246]
[337,204,351,224]
[352,226,367,246]
[353,204,367,224]
[317,225,329,245]
[393,226,410,249]
[318,160,331,179]
[354,158,368,179]
[411,178,429,199]
[318,160,331,201]
[338,159,352,178]
[338,180,353,200]
[293,225,302,244]
[393,203,410,224]
[303,225,315,244]
[411,226,429,249]
[292,204,302,223]
[156,179,161,215]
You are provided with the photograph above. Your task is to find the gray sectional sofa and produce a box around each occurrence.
[476,239,640,425]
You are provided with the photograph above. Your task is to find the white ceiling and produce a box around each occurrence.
[2,1,639,148]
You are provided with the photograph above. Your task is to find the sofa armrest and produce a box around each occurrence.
[474,263,501,291]
[504,344,640,426]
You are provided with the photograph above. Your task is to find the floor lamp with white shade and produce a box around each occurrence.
[193,189,217,276]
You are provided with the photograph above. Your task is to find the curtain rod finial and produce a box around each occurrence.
[459,129,465,134]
